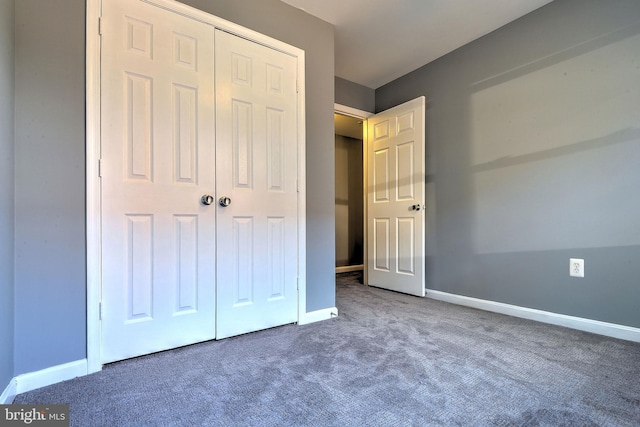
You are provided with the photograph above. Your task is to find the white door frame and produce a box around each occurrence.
[334,104,372,283]
[86,0,307,373]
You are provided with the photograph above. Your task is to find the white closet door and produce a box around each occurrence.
[367,97,426,297]
[100,0,216,363]
[214,30,299,339]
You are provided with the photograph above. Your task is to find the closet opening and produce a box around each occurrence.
[334,112,365,274]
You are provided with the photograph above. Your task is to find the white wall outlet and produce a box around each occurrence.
[570,258,584,278]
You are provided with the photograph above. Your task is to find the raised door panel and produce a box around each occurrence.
[396,141,415,201]
[374,148,390,203]
[174,215,198,314]
[232,217,254,306]
[396,217,415,275]
[173,85,198,184]
[125,73,153,181]
[374,218,390,272]
[125,214,153,322]
[232,100,254,188]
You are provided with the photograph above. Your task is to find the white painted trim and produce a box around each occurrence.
[0,378,17,404]
[426,289,640,343]
[336,265,364,273]
[334,103,373,119]
[362,114,369,287]
[143,0,304,57]
[14,360,88,395]
[87,0,307,368]
[299,307,338,325]
[297,52,308,324]
[86,0,102,376]
[334,104,371,286]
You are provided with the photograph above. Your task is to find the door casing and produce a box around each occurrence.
[334,104,372,282]
[86,0,307,374]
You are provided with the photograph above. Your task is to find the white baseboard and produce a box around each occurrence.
[426,289,640,343]
[336,265,364,274]
[14,359,88,395]
[0,378,17,404]
[299,307,338,325]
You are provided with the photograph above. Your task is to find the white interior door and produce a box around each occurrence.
[214,30,299,339]
[100,0,216,363]
[366,97,425,297]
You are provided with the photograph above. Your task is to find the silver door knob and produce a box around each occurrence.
[411,204,422,211]
[219,196,231,207]
[201,194,215,205]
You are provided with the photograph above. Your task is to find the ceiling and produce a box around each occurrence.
[280,0,554,89]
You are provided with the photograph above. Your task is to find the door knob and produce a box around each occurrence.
[201,194,215,206]
[219,196,231,207]
[411,204,422,211]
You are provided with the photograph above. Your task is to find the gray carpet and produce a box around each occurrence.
[14,273,640,426]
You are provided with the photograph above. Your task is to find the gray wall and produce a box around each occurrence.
[179,0,336,312]
[376,0,640,328]
[13,0,87,375]
[335,135,363,267]
[0,0,15,388]
[335,77,374,113]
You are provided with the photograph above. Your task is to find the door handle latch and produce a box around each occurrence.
[219,196,231,207]
[201,194,215,206]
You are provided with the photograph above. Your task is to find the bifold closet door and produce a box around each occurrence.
[100,0,301,363]
[100,0,216,363]
[214,30,299,339]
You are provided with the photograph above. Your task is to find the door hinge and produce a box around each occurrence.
[98,159,103,177]
[296,179,299,193]
[99,302,102,320]
[296,79,299,94]
[296,278,299,290]
[99,17,103,36]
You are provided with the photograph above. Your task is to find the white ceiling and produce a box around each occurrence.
[280,0,554,89]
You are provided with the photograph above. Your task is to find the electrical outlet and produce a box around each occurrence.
[570,258,584,278]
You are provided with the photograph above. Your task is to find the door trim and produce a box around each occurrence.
[334,103,372,284]
[86,0,306,373]
[86,0,101,375]
[334,104,372,120]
